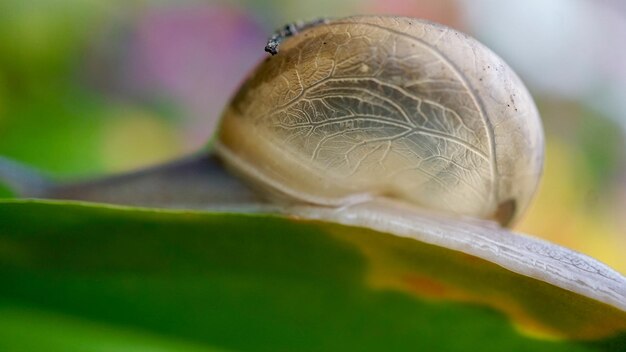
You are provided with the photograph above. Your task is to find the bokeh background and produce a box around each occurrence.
[0,0,625,273]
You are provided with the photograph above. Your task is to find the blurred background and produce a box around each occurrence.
[0,0,624,273]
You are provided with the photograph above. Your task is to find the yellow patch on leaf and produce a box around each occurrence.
[327,224,626,341]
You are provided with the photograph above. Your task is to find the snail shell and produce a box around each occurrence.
[216,16,544,226]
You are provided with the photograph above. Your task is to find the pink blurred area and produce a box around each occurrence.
[88,4,267,150]
[364,0,463,28]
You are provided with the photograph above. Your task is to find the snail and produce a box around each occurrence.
[216,16,544,227]
[0,15,624,311]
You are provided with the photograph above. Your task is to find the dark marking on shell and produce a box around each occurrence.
[493,199,517,227]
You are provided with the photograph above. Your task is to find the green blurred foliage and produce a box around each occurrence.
[0,0,181,177]
[0,90,105,176]
[0,182,15,198]
[577,110,623,193]
[0,0,109,175]
[0,0,104,87]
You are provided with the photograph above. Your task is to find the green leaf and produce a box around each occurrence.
[0,304,226,352]
[0,199,625,351]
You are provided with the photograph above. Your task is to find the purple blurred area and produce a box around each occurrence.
[87,4,267,149]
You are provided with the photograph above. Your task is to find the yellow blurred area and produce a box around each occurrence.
[100,108,182,173]
[518,140,626,274]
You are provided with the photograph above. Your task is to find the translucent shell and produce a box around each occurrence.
[216,16,544,226]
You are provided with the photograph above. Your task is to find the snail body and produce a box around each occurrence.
[216,16,544,226]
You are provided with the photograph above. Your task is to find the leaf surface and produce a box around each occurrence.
[0,199,625,351]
